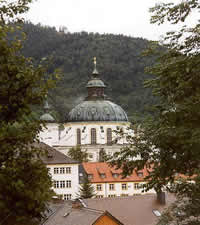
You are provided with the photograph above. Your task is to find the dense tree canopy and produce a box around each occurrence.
[0,1,59,224]
[110,1,200,224]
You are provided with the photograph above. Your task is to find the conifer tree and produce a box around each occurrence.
[78,175,96,199]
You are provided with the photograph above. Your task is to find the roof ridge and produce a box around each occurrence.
[83,207,104,214]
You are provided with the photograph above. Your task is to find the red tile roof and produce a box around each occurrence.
[82,162,150,183]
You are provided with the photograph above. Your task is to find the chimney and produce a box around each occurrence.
[157,191,166,205]
[72,199,83,209]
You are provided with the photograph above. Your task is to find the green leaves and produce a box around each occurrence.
[68,146,88,162]
[0,1,59,224]
[110,1,200,223]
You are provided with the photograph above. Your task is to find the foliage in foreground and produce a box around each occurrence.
[110,1,200,224]
[68,146,89,162]
[0,0,59,224]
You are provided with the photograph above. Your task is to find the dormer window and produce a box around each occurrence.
[100,173,106,178]
[137,172,143,177]
[88,174,93,179]
[112,173,119,178]
[47,153,53,158]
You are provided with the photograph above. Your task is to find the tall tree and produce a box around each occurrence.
[78,175,96,199]
[68,146,89,162]
[0,1,59,224]
[110,1,200,224]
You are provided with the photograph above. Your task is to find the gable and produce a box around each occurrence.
[93,212,124,225]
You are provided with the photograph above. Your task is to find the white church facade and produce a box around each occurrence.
[39,58,132,162]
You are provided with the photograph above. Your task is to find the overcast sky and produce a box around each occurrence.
[25,0,197,41]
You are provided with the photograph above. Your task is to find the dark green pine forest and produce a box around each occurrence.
[21,22,157,122]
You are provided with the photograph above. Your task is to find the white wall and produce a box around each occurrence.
[39,123,59,146]
[47,163,79,200]
[92,182,155,198]
[40,121,134,162]
[40,122,131,146]
[58,122,131,146]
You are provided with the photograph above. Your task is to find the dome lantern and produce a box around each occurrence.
[86,57,106,100]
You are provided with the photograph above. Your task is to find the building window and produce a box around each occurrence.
[91,128,97,145]
[96,184,102,191]
[107,128,112,145]
[109,184,115,191]
[96,195,104,198]
[88,174,93,179]
[88,153,93,159]
[60,180,65,188]
[54,168,59,174]
[108,194,116,198]
[121,194,129,197]
[100,173,106,178]
[66,167,71,174]
[137,172,143,177]
[53,181,59,188]
[60,167,65,174]
[77,128,81,145]
[63,194,72,200]
[112,173,119,178]
[134,183,142,189]
[66,180,71,188]
[121,183,127,190]
[152,209,161,217]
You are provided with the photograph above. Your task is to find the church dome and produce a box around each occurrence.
[40,100,55,122]
[68,100,128,122]
[40,113,55,122]
[67,58,128,122]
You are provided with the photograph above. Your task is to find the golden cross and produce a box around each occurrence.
[93,57,96,66]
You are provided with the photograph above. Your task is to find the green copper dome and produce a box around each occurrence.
[40,99,55,122]
[68,100,128,122]
[86,78,106,88]
[40,113,55,122]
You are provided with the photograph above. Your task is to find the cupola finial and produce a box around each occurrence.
[44,96,50,113]
[94,57,96,66]
[92,56,98,75]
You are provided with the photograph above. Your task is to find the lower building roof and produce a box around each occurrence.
[83,193,176,225]
[33,142,79,165]
[42,200,124,225]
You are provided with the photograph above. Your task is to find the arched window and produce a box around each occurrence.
[107,128,112,145]
[77,128,81,145]
[91,128,97,145]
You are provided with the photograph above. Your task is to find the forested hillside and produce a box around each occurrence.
[21,22,157,122]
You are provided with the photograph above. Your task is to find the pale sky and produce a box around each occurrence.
[25,0,198,41]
